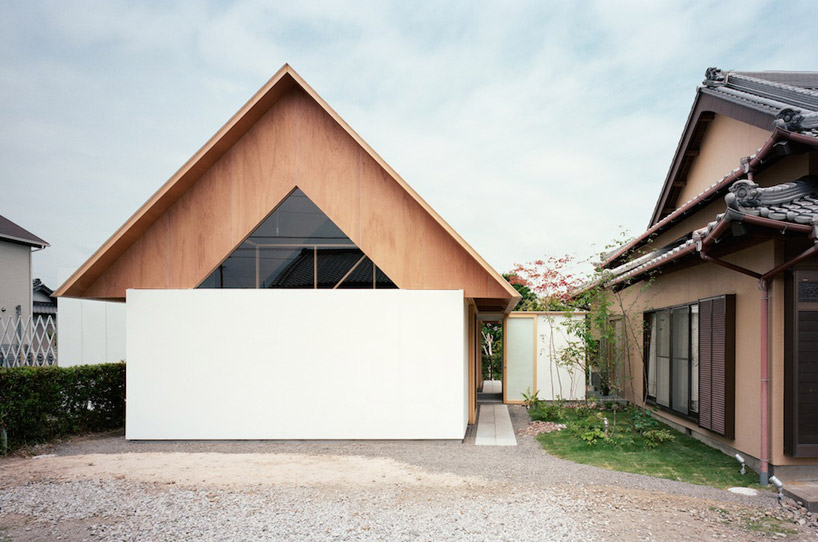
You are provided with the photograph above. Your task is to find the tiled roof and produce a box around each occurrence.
[702,68,818,136]
[725,176,818,224]
[603,69,818,270]
[608,176,818,286]
[0,214,48,248]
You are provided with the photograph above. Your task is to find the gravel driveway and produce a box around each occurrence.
[0,406,812,541]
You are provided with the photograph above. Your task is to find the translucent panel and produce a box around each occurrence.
[506,317,535,402]
[690,305,699,413]
[656,310,670,358]
[647,313,657,399]
[198,188,396,289]
[656,356,670,407]
[654,310,671,406]
[671,307,689,414]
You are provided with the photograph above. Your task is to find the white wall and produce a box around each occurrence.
[57,297,126,366]
[126,289,466,440]
[536,313,586,401]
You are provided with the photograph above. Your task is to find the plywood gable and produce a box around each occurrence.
[57,68,517,306]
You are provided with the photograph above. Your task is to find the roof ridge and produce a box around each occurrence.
[728,72,818,99]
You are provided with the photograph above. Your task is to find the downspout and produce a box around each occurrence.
[698,215,818,485]
[759,279,770,485]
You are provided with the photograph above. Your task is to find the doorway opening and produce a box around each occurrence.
[478,316,504,403]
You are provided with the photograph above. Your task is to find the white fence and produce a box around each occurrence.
[0,315,57,367]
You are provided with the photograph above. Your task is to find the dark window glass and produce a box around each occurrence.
[798,281,818,303]
[198,188,396,290]
[645,303,701,419]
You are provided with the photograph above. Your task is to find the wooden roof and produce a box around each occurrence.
[55,65,519,311]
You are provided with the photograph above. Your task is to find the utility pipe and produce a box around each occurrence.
[699,231,818,485]
[759,279,770,485]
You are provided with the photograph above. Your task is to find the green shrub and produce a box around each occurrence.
[0,362,125,453]
[529,404,563,422]
[643,428,675,448]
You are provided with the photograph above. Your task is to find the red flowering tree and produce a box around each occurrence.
[507,255,584,310]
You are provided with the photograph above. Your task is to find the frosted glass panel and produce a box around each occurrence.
[656,356,670,407]
[647,313,657,398]
[506,317,535,402]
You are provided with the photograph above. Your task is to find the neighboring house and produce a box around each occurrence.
[0,215,48,322]
[31,278,57,358]
[600,68,818,483]
[32,278,57,319]
[0,215,50,367]
[55,65,520,440]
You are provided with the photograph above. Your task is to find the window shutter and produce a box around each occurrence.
[698,295,735,438]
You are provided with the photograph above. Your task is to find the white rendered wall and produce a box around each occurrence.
[126,289,466,440]
[57,268,126,366]
[536,313,586,401]
[0,241,32,321]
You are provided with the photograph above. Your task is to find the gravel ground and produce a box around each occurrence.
[0,405,814,541]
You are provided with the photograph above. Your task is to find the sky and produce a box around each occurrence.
[2,0,818,288]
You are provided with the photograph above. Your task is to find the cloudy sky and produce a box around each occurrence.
[2,1,818,288]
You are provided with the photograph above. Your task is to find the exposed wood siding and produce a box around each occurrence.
[77,87,510,301]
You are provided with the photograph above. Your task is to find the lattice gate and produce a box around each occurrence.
[0,314,57,367]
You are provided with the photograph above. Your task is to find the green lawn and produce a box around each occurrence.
[531,403,765,490]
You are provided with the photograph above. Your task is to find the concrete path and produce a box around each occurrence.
[475,403,517,446]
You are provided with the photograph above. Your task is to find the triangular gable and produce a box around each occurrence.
[55,65,518,310]
[198,187,395,289]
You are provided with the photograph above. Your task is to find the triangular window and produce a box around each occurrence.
[198,188,396,289]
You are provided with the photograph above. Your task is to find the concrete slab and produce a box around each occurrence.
[783,481,818,513]
[482,380,502,394]
[475,404,517,447]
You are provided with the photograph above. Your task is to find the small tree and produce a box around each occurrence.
[480,322,502,381]
[507,240,645,400]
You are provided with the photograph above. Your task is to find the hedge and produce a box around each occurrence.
[0,362,125,453]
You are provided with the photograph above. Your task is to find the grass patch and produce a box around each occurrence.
[530,402,764,489]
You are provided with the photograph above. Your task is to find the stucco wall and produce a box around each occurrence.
[615,242,818,468]
[675,114,771,205]
[126,289,467,440]
[536,313,586,401]
[0,241,32,321]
